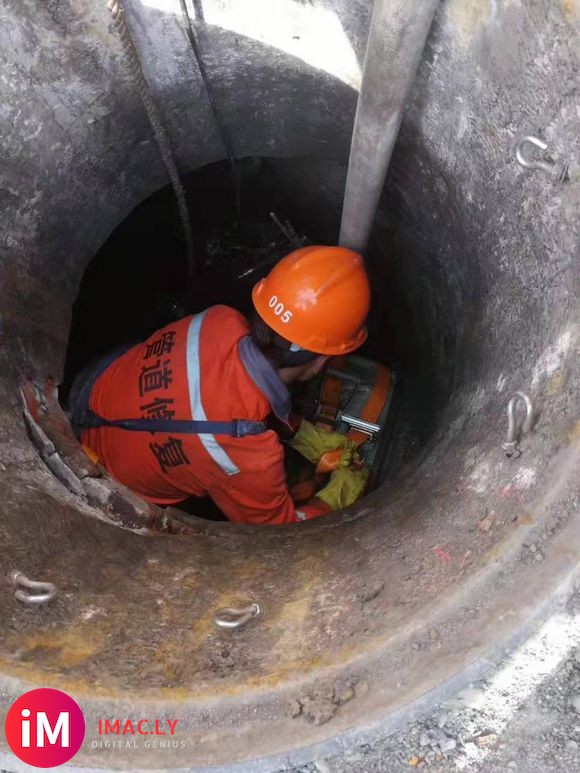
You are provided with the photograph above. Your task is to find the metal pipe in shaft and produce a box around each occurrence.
[339,0,440,253]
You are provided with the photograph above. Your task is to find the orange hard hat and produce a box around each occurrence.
[252,245,370,355]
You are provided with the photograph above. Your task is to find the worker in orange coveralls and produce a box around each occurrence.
[69,246,371,525]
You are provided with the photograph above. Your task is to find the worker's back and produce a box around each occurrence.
[82,305,293,521]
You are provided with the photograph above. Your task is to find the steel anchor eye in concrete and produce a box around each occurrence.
[213,603,261,630]
[515,136,569,182]
[502,391,534,458]
[9,570,57,606]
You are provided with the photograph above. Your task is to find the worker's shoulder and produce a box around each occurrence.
[164,306,247,336]
[203,304,250,333]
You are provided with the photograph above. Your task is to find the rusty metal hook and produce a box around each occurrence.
[515,136,569,182]
[213,603,261,630]
[502,391,534,458]
[10,570,57,606]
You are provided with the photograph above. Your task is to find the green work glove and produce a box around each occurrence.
[316,466,371,511]
[289,419,357,467]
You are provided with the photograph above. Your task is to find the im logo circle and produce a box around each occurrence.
[4,688,86,768]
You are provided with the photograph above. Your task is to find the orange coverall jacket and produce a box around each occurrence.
[81,305,327,525]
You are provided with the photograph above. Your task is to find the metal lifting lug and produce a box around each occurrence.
[515,136,570,182]
[502,391,534,458]
[10,570,57,606]
[213,603,261,631]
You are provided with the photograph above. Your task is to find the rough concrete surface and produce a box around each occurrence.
[0,0,579,767]
[293,594,580,773]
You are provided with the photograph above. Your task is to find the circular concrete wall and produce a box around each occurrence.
[0,0,578,769]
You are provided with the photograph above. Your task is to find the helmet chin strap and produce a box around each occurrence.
[276,345,320,368]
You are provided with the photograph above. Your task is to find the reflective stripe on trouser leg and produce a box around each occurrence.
[186,312,240,476]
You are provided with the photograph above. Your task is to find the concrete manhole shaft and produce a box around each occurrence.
[0,0,578,769]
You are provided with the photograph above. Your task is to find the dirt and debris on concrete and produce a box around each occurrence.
[290,594,580,772]
[289,679,360,726]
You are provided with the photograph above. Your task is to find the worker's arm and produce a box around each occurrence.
[207,436,331,526]
[208,450,370,526]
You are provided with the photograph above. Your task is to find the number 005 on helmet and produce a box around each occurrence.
[252,246,371,355]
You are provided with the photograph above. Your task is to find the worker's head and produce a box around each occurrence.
[250,312,329,382]
[251,246,370,383]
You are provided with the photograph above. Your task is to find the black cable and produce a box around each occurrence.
[340,382,360,415]
[108,0,195,279]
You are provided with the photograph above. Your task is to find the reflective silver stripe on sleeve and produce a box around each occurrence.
[295,510,307,521]
[186,312,240,476]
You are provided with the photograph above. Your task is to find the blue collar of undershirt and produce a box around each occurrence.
[238,336,291,425]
